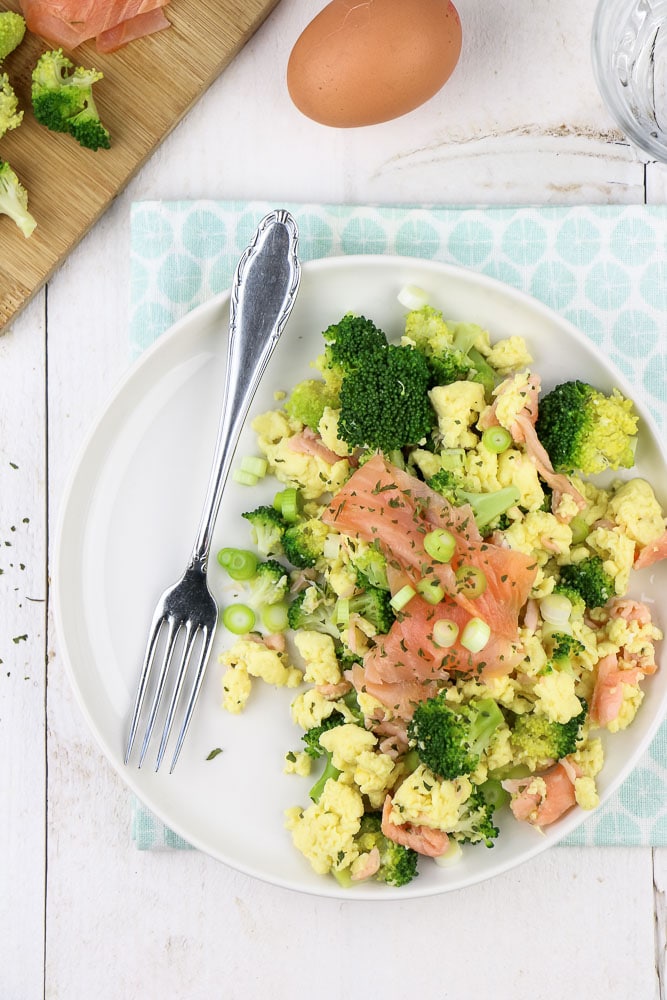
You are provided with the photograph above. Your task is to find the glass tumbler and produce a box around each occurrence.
[592,0,667,161]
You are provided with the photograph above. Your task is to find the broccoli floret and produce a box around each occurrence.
[354,813,419,887]
[338,343,435,453]
[408,696,504,780]
[347,586,395,634]
[316,313,388,389]
[451,785,499,848]
[0,160,36,238]
[547,631,586,672]
[285,378,340,431]
[0,11,25,62]
[536,380,638,475]
[287,588,340,639]
[0,72,22,139]
[31,49,110,151]
[426,349,472,387]
[427,471,520,530]
[282,517,329,568]
[241,505,286,556]
[248,559,289,605]
[510,701,586,764]
[558,556,615,609]
[351,542,389,591]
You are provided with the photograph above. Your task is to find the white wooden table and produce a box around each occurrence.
[2,2,666,997]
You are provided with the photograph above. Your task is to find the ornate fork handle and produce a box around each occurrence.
[190,210,301,571]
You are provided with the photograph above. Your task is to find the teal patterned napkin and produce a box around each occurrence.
[129,200,667,849]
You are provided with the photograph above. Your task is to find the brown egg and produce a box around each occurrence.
[286,0,462,128]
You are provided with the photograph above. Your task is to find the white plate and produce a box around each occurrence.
[54,255,667,899]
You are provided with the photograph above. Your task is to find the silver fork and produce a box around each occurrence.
[124,209,301,773]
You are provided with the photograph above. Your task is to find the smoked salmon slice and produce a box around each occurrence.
[20,0,171,51]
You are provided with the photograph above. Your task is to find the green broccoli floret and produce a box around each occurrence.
[535,380,638,475]
[427,471,520,530]
[316,313,388,389]
[451,785,500,848]
[241,505,286,556]
[353,813,419,887]
[0,72,22,139]
[547,631,586,672]
[510,701,586,764]
[287,587,340,639]
[0,11,25,62]
[351,542,389,591]
[338,343,435,453]
[408,696,504,780]
[426,349,472,387]
[0,160,36,238]
[248,559,289,605]
[285,378,340,431]
[346,586,395,634]
[282,517,329,568]
[31,49,110,151]
[558,556,615,609]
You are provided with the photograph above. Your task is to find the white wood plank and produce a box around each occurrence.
[0,291,47,1000]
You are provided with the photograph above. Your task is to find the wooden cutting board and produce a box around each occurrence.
[0,0,281,330]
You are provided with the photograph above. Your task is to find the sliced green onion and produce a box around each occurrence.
[479,778,511,811]
[433,841,463,868]
[274,487,301,522]
[423,528,456,563]
[390,584,416,612]
[322,534,341,561]
[481,426,512,454]
[217,547,259,581]
[397,284,430,311]
[335,597,350,626]
[416,577,445,605]
[432,619,459,647]
[222,603,256,634]
[455,564,487,598]
[440,449,466,473]
[240,455,268,479]
[233,469,259,487]
[539,593,572,626]
[460,617,491,652]
[569,515,589,545]
[260,601,289,633]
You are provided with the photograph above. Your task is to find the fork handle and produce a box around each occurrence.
[189,209,301,570]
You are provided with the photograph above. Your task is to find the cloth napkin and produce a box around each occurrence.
[129,199,667,849]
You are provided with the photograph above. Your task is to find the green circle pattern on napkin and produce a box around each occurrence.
[129,200,667,850]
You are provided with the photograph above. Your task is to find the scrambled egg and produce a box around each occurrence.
[429,381,486,449]
[290,688,338,730]
[606,684,644,733]
[220,640,302,713]
[585,525,636,595]
[504,510,572,566]
[251,409,350,499]
[489,371,534,430]
[285,779,364,875]
[320,724,399,808]
[317,407,352,458]
[389,765,472,831]
[284,751,312,776]
[294,630,342,686]
[574,776,599,810]
[608,478,665,547]
[484,336,533,374]
[533,671,584,724]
